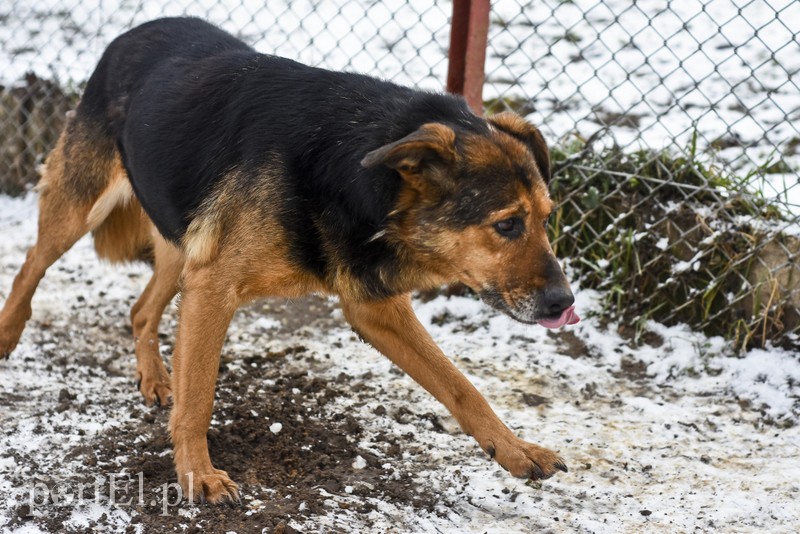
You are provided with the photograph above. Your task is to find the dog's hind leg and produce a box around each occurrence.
[0,116,122,358]
[130,233,183,407]
[0,191,91,357]
[0,152,92,358]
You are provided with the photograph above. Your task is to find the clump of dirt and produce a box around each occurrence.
[6,342,439,533]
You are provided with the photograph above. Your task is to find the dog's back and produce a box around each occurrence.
[33,18,251,264]
[79,17,490,298]
[118,43,489,289]
[80,17,251,135]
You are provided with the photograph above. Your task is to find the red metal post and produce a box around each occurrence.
[446,0,491,114]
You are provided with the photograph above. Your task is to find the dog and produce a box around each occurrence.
[0,17,579,503]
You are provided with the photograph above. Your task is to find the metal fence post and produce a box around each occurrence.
[446,0,490,114]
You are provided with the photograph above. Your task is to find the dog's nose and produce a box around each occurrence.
[543,286,574,316]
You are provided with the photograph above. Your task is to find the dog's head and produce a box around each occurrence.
[362,111,578,327]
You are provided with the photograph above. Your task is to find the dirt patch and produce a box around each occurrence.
[615,357,650,381]
[547,329,589,359]
[4,296,441,532]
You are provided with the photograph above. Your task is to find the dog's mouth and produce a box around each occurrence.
[536,305,580,329]
[478,289,580,328]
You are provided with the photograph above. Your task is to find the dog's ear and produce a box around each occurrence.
[488,112,551,184]
[361,123,456,189]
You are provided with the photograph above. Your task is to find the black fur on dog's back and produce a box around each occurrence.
[84,17,499,298]
[80,17,251,134]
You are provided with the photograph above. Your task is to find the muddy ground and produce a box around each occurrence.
[1,296,452,533]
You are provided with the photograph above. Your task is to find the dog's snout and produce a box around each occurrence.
[543,286,574,316]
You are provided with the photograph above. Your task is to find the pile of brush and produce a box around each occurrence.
[549,135,799,350]
[0,73,77,195]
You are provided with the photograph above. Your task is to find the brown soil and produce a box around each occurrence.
[3,297,441,533]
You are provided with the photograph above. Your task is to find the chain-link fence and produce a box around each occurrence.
[1,0,798,348]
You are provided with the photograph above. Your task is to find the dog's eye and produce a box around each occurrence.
[493,217,524,238]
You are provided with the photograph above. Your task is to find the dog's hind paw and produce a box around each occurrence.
[0,339,17,360]
[136,372,172,408]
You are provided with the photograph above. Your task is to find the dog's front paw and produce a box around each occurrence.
[179,468,240,504]
[483,436,567,480]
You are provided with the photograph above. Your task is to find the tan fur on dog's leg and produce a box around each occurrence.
[1,113,128,359]
[169,265,239,503]
[341,294,567,480]
[0,185,92,357]
[130,233,183,407]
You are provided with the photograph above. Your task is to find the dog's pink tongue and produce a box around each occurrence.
[537,305,580,329]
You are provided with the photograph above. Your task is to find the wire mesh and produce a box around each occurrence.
[0,0,797,348]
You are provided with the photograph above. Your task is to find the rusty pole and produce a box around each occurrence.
[446,0,491,114]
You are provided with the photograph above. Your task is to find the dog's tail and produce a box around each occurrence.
[89,183,154,264]
[71,126,154,264]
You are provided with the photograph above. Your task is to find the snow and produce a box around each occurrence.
[351,456,367,470]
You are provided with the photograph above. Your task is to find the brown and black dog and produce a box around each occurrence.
[0,17,579,502]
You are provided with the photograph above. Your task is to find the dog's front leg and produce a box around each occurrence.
[169,266,239,503]
[341,294,567,480]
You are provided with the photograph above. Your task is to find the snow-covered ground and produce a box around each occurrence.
[1,193,799,531]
